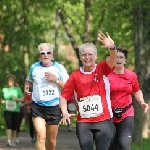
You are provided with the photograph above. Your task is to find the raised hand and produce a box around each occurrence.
[97,32,115,49]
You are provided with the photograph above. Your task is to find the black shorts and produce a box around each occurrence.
[30,102,62,125]
[4,111,19,130]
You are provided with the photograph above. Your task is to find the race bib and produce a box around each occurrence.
[78,95,103,118]
[39,83,60,101]
[5,101,16,111]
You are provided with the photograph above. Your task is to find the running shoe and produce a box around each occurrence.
[11,141,16,147]
[6,141,12,146]
[15,138,19,143]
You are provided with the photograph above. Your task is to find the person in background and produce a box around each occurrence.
[24,91,36,143]
[67,95,76,132]
[24,43,69,150]
[60,32,117,150]
[15,82,25,143]
[1,75,24,147]
[108,47,148,150]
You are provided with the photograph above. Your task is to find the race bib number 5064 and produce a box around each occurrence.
[78,95,103,118]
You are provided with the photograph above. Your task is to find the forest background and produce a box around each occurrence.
[0,0,150,146]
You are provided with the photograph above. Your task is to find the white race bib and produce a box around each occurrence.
[5,101,16,111]
[39,83,60,101]
[78,95,103,118]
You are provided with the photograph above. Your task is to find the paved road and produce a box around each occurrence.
[0,127,80,150]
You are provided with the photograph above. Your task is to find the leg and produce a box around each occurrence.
[31,103,62,149]
[11,112,20,146]
[108,124,119,150]
[94,119,114,150]
[11,112,19,140]
[46,123,59,150]
[4,111,12,144]
[6,129,12,144]
[16,112,24,143]
[76,122,93,150]
[33,117,46,150]
[117,116,134,150]
[45,106,62,150]
[28,113,34,139]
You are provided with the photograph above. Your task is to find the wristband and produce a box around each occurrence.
[56,79,60,84]
[139,101,144,104]
[110,45,116,50]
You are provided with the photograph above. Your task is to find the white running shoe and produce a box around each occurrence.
[6,141,12,146]
[11,141,16,147]
[15,138,19,143]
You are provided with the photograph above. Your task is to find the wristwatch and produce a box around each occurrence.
[56,79,60,84]
[110,45,116,50]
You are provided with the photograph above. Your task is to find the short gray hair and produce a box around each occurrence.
[38,43,53,53]
[79,43,97,55]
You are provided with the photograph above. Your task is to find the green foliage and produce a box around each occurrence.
[0,106,5,128]
[0,0,150,144]
[131,137,150,150]
[0,128,5,137]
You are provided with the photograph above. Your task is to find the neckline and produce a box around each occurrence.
[113,69,125,74]
[80,64,97,74]
[40,60,54,67]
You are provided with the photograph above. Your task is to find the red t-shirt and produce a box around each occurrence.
[61,60,113,122]
[25,94,32,113]
[108,69,140,123]
[25,94,32,102]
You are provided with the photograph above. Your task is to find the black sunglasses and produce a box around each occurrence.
[40,51,52,55]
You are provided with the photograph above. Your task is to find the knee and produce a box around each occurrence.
[119,136,132,149]
[48,138,56,147]
[36,133,46,144]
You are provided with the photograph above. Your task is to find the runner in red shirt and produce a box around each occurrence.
[108,47,148,150]
[24,92,36,143]
[67,95,76,132]
[60,32,117,150]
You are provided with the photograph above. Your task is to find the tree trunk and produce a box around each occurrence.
[54,9,59,59]
[132,2,150,143]
[132,5,143,144]
[58,0,92,67]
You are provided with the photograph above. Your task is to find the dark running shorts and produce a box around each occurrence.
[30,102,62,125]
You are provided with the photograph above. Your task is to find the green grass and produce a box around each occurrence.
[0,126,5,137]
[131,138,150,150]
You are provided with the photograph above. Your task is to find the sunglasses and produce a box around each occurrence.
[40,51,52,55]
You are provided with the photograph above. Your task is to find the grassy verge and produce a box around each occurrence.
[0,128,5,137]
[0,125,5,137]
[131,137,150,150]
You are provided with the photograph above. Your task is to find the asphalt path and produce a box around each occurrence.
[0,127,80,150]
